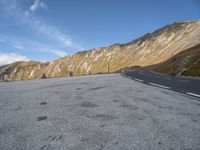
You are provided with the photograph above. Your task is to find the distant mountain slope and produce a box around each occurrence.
[0,61,49,81]
[0,20,200,82]
[147,43,200,76]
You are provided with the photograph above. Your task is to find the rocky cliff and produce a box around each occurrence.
[1,20,200,82]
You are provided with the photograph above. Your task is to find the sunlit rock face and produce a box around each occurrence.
[1,20,200,82]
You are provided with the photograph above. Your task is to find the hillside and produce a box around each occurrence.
[145,43,200,76]
[0,20,200,82]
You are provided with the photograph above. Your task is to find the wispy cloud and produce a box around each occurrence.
[0,36,68,57]
[30,0,47,13]
[0,52,29,66]
[0,0,83,54]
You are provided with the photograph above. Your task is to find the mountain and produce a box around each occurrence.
[0,20,200,82]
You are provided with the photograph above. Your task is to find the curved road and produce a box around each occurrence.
[123,70,200,99]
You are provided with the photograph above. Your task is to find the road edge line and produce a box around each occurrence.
[149,82,170,89]
[186,92,200,98]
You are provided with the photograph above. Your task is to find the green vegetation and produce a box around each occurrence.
[151,43,200,77]
[182,60,200,77]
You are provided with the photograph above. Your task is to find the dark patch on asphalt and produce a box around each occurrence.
[113,99,120,103]
[14,106,22,111]
[40,144,52,150]
[154,96,162,100]
[76,88,83,90]
[80,101,98,108]
[158,105,173,110]
[0,127,7,134]
[81,82,89,85]
[40,102,47,105]
[0,124,17,135]
[47,135,63,141]
[114,141,119,145]
[76,95,84,100]
[120,103,139,110]
[136,90,143,93]
[53,91,63,95]
[100,124,106,128]
[87,114,117,121]
[177,112,191,116]
[192,119,197,122]
[88,86,106,91]
[37,116,47,121]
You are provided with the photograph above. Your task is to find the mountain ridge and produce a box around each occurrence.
[1,20,200,82]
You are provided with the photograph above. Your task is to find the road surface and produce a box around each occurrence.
[0,74,200,150]
[123,70,200,99]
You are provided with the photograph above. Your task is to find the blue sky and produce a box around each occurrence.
[0,0,199,65]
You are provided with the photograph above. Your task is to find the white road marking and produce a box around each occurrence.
[134,78,144,82]
[186,92,200,98]
[149,82,170,89]
[178,79,190,83]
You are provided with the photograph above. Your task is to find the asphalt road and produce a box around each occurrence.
[0,74,200,150]
[123,70,200,99]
